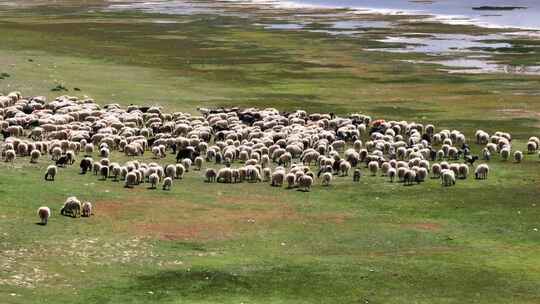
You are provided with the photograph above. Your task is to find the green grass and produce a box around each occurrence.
[1,1,540,303]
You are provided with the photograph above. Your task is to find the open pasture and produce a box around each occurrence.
[1,1,540,303]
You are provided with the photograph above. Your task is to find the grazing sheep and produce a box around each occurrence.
[165,165,177,179]
[37,206,51,225]
[176,164,185,179]
[298,175,313,192]
[162,177,173,190]
[380,162,390,176]
[61,196,81,217]
[93,162,101,175]
[205,168,217,182]
[397,166,407,182]
[431,163,442,179]
[475,164,489,180]
[458,164,469,179]
[82,202,93,217]
[111,165,121,181]
[263,167,272,182]
[125,171,138,188]
[217,168,232,183]
[500,147,510,161]
[441,170,456,187]
[321,172,332,186]
[388,168,396,182]
[30,149,41,163]
[514,150,523,163]
[100,165,109,180]
[404,170,417,186]
[527,141,538,154]
[84,143,94,155]
[368,161,379,176]
[181,158,192,172]
[148,173,160,189]
[481,148,491,161]
[80,157,93,174]
[271,170,285,187]
[415,167,428,182]
[286,173,296,188]
[44,165,58,181]
[193,156,204,171]
[152,146,162,158]
[339,160,351,176]
[4,149,16,162]
[353,168,361,182]
[51,147,62,161]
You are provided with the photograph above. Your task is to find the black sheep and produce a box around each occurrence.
[464,155,479,166]
[80,158,92,174]
[56,155,69,167]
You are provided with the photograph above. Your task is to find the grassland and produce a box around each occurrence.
[1,1,540,303]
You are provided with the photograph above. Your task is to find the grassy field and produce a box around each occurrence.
[1,1,540,303]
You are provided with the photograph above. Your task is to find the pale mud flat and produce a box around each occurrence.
[99,0,540,76]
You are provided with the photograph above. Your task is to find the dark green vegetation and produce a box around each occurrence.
[1,1,540,303]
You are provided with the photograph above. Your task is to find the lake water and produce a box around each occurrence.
[106,0,540,75]
[266,0,540,30]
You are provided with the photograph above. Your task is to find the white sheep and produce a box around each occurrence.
[339,160,351,176]
[181,158,192,172]
[527,141,538,154]
[4,149,16,162]
[458,164,469,179]
[441,169,456,187]
[262,167,272,182]
[321,172,332,186]
[404,169,417,186]
[84,143,94,155]
[368,161,379,176]
[475,164,489,180]
[271,170,285,187]
[82,202,93,217]
[176,164,185,179]
[37,206,51,225]
[162,177,173,190]
[298,175,313,192]
[286,173,296,188]
[61,196,81,217]
[514,150,523,163]
[500,147,510,161]
[217,168,232,183]
[194,156,204,170]
[165,165,177,179]
[148,173,160,189]
[205,168,217,182]
[44,165,58,181]
[388,168,396,182]
[152,146,162,158]
[30,149,41,163]
[415,167,428,182]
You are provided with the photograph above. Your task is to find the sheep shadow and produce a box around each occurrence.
[35,222,46,226]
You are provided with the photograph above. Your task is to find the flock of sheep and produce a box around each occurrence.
[0,91,538,225]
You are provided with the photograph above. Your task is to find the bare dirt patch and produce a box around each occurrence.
[308,213,352,224]
[133,203,300,241]
[97,195,350,241]
[96,200,124,220]
[217,194,284,206]
[496,109,540,128]
[400,222,442,231]
[367,246,457,257]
